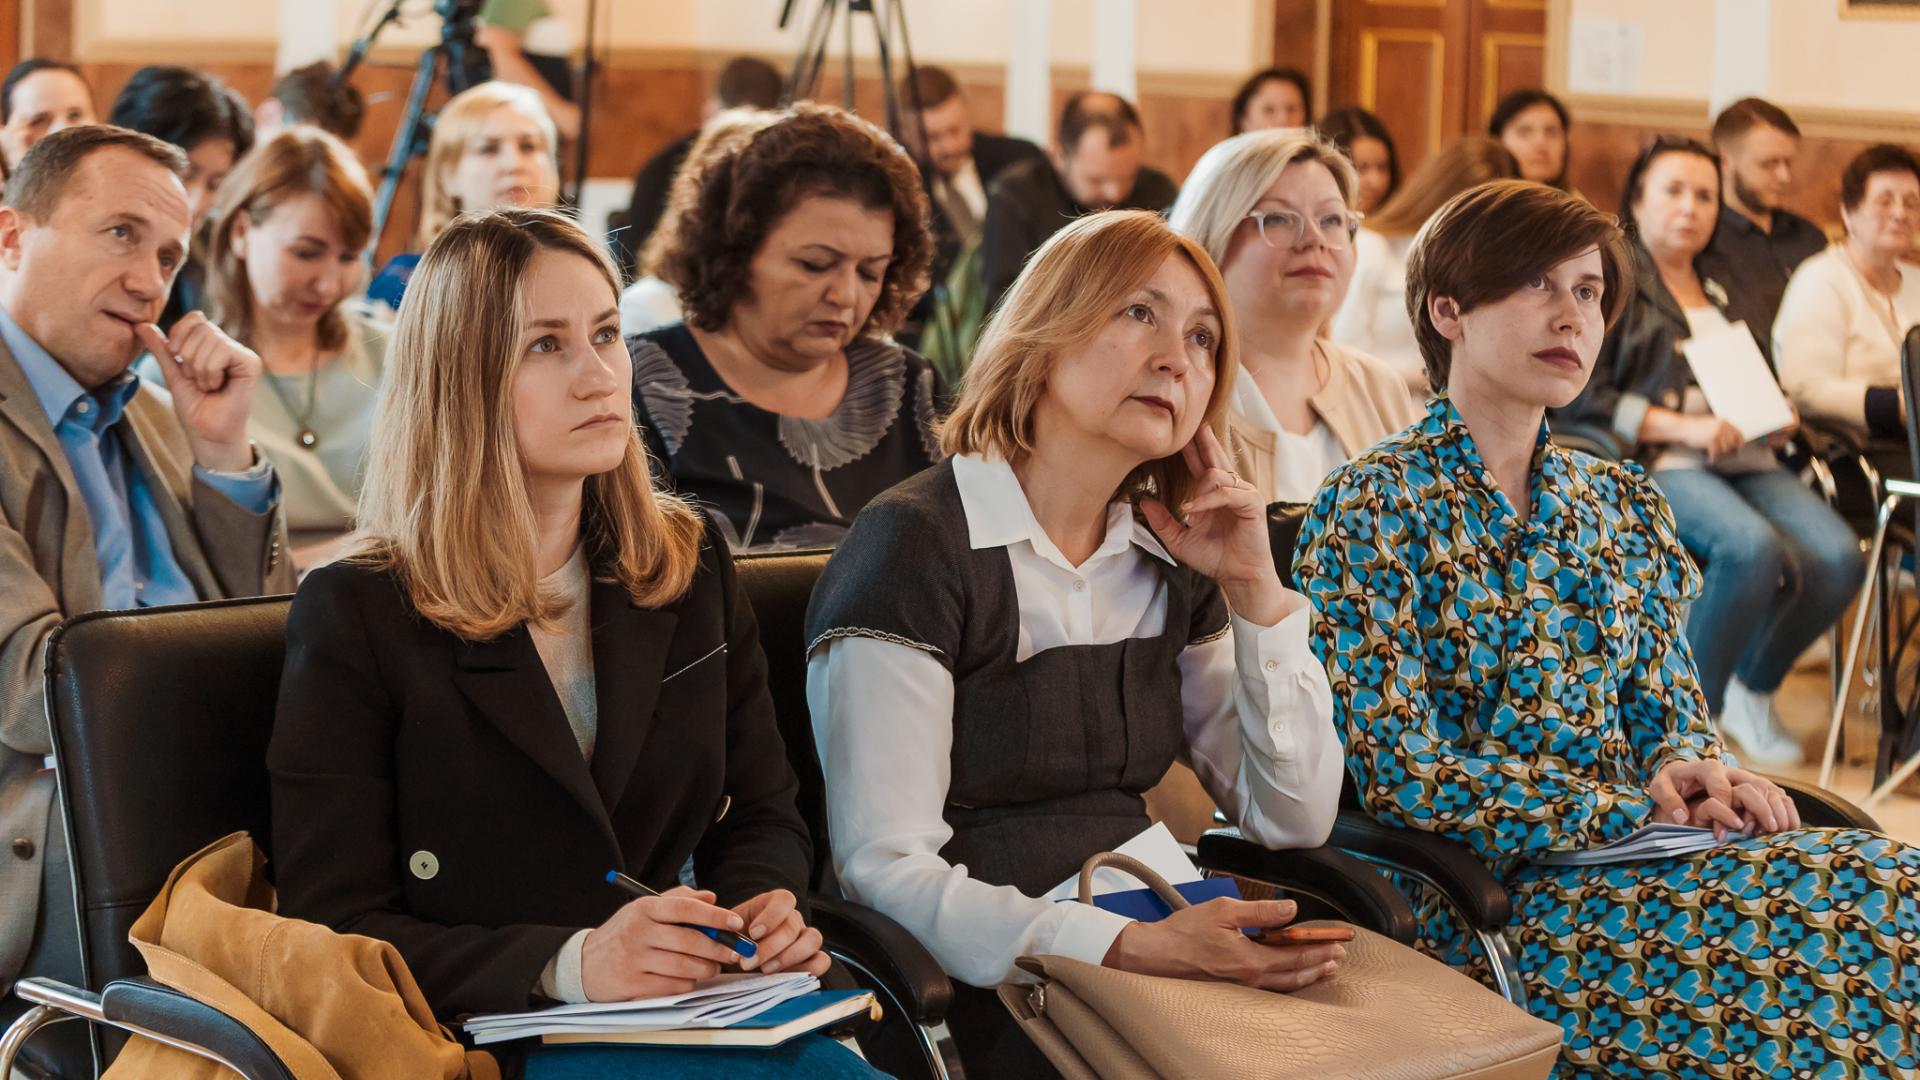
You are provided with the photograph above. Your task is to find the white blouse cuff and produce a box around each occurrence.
[1047,903,1135,972]
[1230,605,1316,757]
[539,928,593,1004]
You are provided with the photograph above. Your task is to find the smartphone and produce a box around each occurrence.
[1255,925,1357,946]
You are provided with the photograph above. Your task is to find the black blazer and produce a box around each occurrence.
[268,524,812,1021]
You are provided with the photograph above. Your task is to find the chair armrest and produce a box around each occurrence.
[1194,831,1419,945]
[1329,811,1512,930]
[1797,419,1868,462]
[6,977,294,1080]
[810,894,952,1023]
[1767,774,1883,832]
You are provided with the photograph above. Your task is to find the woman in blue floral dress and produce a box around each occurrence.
[1295,180,1919,1078]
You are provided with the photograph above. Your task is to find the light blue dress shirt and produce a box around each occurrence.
[0,305,275,610]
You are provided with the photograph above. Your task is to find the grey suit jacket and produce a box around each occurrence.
[0,334,293,985]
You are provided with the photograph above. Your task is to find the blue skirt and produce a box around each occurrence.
[522,1034,889,1079]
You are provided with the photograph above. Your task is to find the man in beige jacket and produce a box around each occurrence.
[0,124,292,1072]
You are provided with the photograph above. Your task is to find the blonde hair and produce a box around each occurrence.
[1366,136,1518,238]
[939,209,1239,510]
[417,82,558,248]
[635,107,776,281]
[352,208,704,640]
[205,127,373,352]
[1167,127,1357,271]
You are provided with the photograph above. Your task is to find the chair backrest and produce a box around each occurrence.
[43,597,293,996]
[1267,501,1310,590]
[733,550,835,891]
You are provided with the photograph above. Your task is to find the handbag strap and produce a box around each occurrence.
[1075,851,1191,910]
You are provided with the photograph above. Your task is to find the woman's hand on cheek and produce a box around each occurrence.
[1140,425,1297,626]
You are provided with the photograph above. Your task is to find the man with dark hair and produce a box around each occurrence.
[1700,97,1826,358]
[108,64,256,331]
[901,64,1043,280]
[617,57,786,272]
[0,58,95,172]
[0,125,291,1074]
[979,90,1179,310]
[256,60,366,142]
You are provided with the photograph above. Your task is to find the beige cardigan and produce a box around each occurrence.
[1225,339,1422,504]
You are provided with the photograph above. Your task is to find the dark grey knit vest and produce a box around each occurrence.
[807,460,1228,897]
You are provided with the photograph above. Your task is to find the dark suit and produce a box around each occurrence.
[922,132,1047,288]
[979,156,1180,313]
[268,525,813,1023]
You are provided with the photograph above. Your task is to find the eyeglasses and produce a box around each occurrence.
[1245,208,1363,250]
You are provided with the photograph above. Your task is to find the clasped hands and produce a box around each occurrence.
[1649,758,1801,841]
[579,886,830,1003]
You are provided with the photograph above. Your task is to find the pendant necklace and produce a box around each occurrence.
[263,353,322,450]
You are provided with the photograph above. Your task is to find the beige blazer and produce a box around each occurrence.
[1225,339,1423,503]
[0,334,292,985]
[105,832,500,1079]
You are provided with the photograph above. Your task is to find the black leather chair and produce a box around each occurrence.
[0,588,960,1078]
[1262,501,1886,1009]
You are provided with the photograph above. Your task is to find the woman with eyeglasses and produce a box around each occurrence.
[1168,129,1418,505]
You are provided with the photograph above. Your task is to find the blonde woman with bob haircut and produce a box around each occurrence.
[366,81,559,312]
[271,208,883,1080]
[146,125,385,567]
[806,209,1345,1079]
[1170,129,1417,506]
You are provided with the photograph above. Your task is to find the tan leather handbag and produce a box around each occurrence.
[997,852,1561,1080]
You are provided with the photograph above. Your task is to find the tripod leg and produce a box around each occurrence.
[372,44,447,255]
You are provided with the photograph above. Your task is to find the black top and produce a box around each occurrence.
[268,521,812,1022]
[618,131,696,274]
[1698,204,1828,361]
[979,156,1180,313]
[924,132,1048,289]
[631,322,945,552]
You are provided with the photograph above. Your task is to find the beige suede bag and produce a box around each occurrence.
[997,853,1562,1080]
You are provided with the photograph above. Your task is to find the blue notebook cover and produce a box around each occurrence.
[1078,876,1242,922]
[726,990,870,1030]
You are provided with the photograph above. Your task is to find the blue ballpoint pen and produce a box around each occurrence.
[604,869,758,959]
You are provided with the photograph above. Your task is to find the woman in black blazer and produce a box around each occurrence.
[269,208,882,1079]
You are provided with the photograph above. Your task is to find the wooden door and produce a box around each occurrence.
[1327,0,1545,172]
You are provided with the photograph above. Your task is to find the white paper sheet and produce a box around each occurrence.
[1043,821,1202,902]
[1680,320,1797,441]
[461,972,819,1045]
[1534,822,1749,867]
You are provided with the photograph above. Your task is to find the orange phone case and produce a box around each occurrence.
[1257,925,1357,945]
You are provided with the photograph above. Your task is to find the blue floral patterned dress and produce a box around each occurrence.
[1295,395,1920,1079]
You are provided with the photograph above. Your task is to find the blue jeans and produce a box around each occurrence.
[523,1035,890,1079]
[1653,466,1861,712]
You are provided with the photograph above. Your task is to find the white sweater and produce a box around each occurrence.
[1328,228,1421,380]
[1773,246,1920,433]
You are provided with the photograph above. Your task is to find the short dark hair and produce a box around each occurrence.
[715,57,783,111]
[1316,105,1399,199]
[663,102,931,340]
[1406,179,1631,391]
[902,64,960,111]
[1488,88,1570,140]
[1058,91,1141,156]
[1617,134,1720,233]
[1,59,89,125]
[107,65,255,158]
[1841,143,1920,213]
[4,123,188,223]
[1711,97,1799,150]
[268,62,366,140]
[1230,67,1312,135]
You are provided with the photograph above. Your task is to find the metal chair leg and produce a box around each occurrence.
[1865,746,1920,808]
[0,1005,77,1076]
[1823,493,1901,788]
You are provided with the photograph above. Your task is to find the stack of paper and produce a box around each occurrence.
[1535,822,1750,867]
[462,972,819,1046]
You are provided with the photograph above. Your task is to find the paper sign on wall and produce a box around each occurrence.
[1568,19,1646,96]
